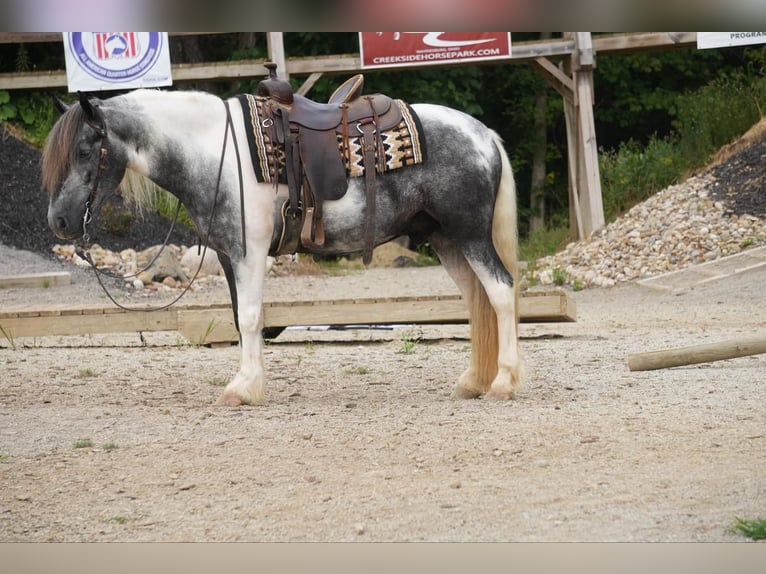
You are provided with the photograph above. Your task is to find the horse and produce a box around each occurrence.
[41,86,524,406]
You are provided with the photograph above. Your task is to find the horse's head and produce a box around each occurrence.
[42,93,128,241]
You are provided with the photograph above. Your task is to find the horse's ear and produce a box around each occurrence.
[52,95,70,115]
[78,91,96,120]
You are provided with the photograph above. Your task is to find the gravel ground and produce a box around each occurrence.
[1,264,765,542]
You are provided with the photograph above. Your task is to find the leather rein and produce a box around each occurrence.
[75,98,245,313]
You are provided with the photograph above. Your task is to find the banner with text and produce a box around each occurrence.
[697,32,766,49]
[359,32,511,70]
[63,32,172,92]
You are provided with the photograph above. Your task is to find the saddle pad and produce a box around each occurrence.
[237,94,427,185]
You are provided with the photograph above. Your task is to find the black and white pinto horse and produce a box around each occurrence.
[42,89,524,406]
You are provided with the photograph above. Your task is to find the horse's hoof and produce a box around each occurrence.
[451,385,483,400]
[216,393,248,407]
[485,387,515,401]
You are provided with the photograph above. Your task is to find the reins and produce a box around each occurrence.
[76,98,245,313]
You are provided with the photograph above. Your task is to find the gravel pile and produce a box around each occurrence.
[534,122,766,288]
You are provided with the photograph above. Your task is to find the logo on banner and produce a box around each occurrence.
[93,32,140,60]
[359,32,511,69]
[67,32,163,83]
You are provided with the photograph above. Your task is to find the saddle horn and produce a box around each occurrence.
[256,62,293,105]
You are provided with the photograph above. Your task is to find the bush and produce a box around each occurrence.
[675,74,766,167]
[599,136,688,220]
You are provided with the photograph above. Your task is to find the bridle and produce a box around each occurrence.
[80,115,108,244]
[75,97,245,313]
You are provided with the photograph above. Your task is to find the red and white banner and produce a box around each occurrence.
[359,32,512,69]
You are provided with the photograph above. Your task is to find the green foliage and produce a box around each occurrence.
[0,90,60,147]
[731,517,766,540]
[100,204,134,235]
[519,226,570,262]
[674,73,766,167]
[599,136,688,221]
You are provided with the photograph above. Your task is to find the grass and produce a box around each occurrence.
[73,438,94,449]
[398,335,419,355]
[731,517,766,540]
[105,515,128,525]
[518,226,571,263]
[77,368,97,378]
[0,454,9,462]
[205,377,228,387]
[345,366,371,375]
[102,443,119,451]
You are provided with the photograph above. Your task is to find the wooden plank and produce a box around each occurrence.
[628,336,766,371]
[176,308,237,345]
[0,308,178,339]
[0,292,575,343]
[592,32,697,54]
[0,272,71,289]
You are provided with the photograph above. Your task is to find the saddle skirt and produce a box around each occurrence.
[238,93,426,191]
[236,83,426,262]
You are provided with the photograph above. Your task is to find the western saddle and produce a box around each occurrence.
[256,62,403,264]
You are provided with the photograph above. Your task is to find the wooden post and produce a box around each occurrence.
[533,34,604,241]
[571,32,605,237]
[627,336,766,371]
[266,32,288,80]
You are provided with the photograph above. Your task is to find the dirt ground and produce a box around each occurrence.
[0,255,764,542]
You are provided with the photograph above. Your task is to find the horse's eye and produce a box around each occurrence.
[78,147,92,160]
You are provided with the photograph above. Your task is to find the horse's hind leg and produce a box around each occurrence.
[431,234,523,400]
[476,265,524,401]
[430,236,486,398]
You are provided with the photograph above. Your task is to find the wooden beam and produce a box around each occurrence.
[628,336,766,371]
[0,32,220,44]
[0,33,703,91]
[297,72,323,96]
[592,32,697,54]
[0,291,576,344]
[531,57,573,103]
[0,272,70,289]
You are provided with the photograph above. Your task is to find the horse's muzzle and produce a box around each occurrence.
[48,213,82,240]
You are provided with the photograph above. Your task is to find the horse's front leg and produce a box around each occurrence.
[217,251,269,406]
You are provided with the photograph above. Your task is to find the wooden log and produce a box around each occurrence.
[627,336,766,371]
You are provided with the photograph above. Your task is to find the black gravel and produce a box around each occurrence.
[708,132,766,217]
[0,126,198,259]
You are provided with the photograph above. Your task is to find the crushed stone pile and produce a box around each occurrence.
[533,120,766,288]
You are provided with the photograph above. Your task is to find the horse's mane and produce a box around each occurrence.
[41,104,86,196]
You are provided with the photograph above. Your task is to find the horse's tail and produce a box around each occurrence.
[467,130,524,391]
[489,130,520,293]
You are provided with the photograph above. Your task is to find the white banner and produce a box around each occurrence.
[63,32,172,92]
[697,32,766,49]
